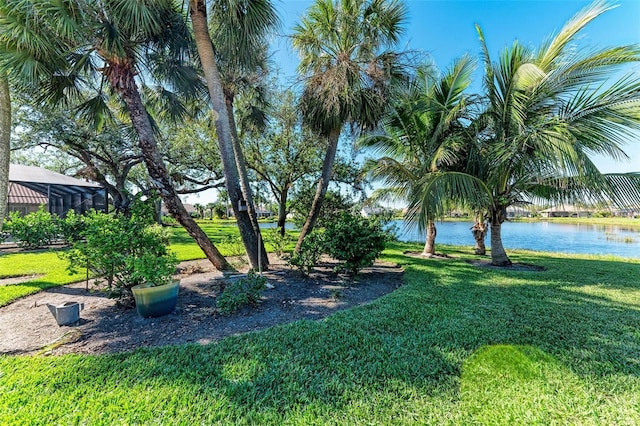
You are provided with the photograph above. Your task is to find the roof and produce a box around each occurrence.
[8,182,49,204]
[8,164,104,203]
[9,164,101,188]
[540,204,589,213]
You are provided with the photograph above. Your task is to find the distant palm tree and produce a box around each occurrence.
[0,0,229,269]
[205,202,216,220]
[193,203,205,220]
[418,1,640,266]
[291,0,409,253]
[361,57,476,256]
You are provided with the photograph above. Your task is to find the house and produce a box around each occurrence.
[506,205,533,218]
[7,164,106,216]
[539,204,592,218]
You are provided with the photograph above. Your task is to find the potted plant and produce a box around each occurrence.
[63,197,181,317]
[130,252,180,318]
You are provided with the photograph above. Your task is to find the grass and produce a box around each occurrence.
[1,242,639,424]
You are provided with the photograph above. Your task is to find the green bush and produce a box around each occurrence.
[216,270,267,315]
[324,212,388,275]
[8,207,59,248]
[63,199,177,298]
[265,227,292,258]
[58,210,87,245]
[289,231,325,276]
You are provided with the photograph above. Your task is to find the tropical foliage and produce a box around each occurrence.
[361,57,476,256]
[291,0,409,252]
[410,1,640,265]
[0,0,229,269]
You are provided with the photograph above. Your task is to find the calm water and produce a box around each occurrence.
[393,220,640,259]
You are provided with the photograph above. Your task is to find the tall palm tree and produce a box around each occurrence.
[291,0,408,253]
[361,57,476,256]
[0,73,9,231]
[418,0,640,266]
[189,0,276,270]
[0,0,229,269]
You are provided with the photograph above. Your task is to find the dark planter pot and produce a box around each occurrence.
[131,280,180,318]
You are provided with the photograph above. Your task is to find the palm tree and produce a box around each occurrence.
[418,0,640,266]
[361,57,476,256]
[189,0,276,270]
[0,73,9,231]
[0,0,229,269]
[205,202,215,220]
[291,0,408,253]
[193,203,205,219]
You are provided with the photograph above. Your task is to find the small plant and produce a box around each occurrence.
[324,212,388,276]
[216,270,267,315]
[266,227,292,258]
[289,231,325,276]
[219,234,247,267]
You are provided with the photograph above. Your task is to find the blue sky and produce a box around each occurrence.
[272,0,640,173]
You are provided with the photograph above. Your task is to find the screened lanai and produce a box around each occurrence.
[8,164,106,216]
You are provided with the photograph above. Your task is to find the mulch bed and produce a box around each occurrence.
[0,254,403,356]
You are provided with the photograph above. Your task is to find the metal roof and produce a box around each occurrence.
[8,182,49,204]
[8,163,103,201]
[9,164,100,188]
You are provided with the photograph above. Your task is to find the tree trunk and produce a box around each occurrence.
[111,64,229,271]
[489,221,511,266]
[294,127,340,253]
[421,220,437,257]
[190,0,263,270]
[0,74,10,232]
[277,188,288,237]
[225,95,268,268]
[471,216,487,255]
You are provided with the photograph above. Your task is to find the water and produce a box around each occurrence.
[393,220,640,259]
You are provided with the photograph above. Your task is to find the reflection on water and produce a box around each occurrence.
[393,220,640,259]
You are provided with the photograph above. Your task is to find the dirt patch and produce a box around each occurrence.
[404,251,454,260]
[0,274,45,286]
[0,255,403,356]
[466,259,546,271]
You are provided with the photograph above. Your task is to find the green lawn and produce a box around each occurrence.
[1,242,639,424]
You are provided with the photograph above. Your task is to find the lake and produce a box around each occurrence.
[393,220,640,259]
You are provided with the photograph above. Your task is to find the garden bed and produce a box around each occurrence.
[0,254,403,355]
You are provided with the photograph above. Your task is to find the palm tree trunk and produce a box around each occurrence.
[421,220,437,256]
[189,0,262,269]
[225,95,268,268]
[295,127,340,253]
[489,221,511,266]
[111,65,229,271]
[0,74,10,232]
[471,216,487,255]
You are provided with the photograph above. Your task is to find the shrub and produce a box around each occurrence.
[58,210,87,245]
[8,207,60,248]
[265,227,292,258]
[63,199,177,298]
[289,231,325,276]
[324,212,388,275]
[216,270,267,315]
